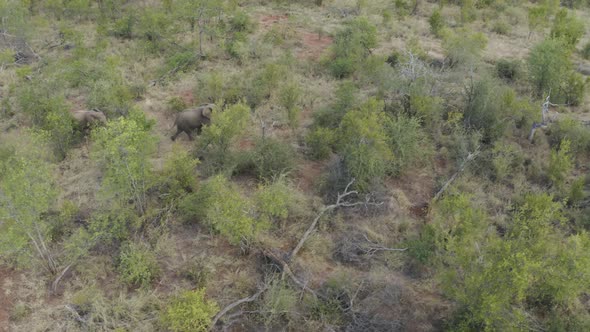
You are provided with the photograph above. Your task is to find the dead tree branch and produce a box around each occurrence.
[209,285,269,330]
[432,147,480,203]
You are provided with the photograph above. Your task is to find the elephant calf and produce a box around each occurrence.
[171,104,215,141]
[72,109,107,130]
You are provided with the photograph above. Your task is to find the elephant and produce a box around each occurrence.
[170,104,216,141]
[71,109,107,130]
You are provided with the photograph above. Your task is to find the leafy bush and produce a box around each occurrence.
[167,97,187,113]
[118,241,160,288]
[548,139,573,189]
[491,20,511,35]
[548,117,590,154]
[442,28,487,67]
[160,145,199,200]
[91,110,157,214]
[313,80,358,129]
[161,289,219,332]
[197,102,250,176]
[87,80,133,117]
[463,77,511,143]
[255,176,303,226]
[527,39,571,99]
[496,59,521,82]
[384,114,432,176]
[229,10,254,33]
[337,98,393,192]
[195,175,268,245]
[429,9,445,37]
[560,71,587,106]
[327,17,377,78]
[305,127,336,160]
[278,81,302,129]
[490,141,524,181]
[250,138,295,180]
[260,281,298,327]
[550,9,584,48]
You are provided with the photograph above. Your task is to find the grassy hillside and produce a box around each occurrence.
[1,0,590,330]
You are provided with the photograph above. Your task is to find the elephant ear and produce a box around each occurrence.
[202,106,213,119]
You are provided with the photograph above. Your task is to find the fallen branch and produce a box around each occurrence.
[209,285,269,330]
[353,234,407,257]
[51,264,73,294]
[432,147,480,203]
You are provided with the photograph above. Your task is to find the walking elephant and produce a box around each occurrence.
[170,104,216,141]
[72,109,107,130]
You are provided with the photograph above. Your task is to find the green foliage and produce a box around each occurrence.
[161,289,219,332]
[167,97,187,113]
[313,81,358,129]
[429,9,445,37]
[87,80,133,117]
[560,71,587,106]
[407,93,444,130]
[260,281,298,327]
[495,58,521,82]
[549,117,590,154]
[527,39,571,99]
[328,17,377,78]
[118,241,160,288]
[548,139,573,189]
[338,98,393,191]
[491,19,510,35]
[305,127,336,160]
[384,113,432,176]
[463,77,511,143]
[278,81,302,129]
[460,0,477,23]
[550,9,584,49]
[255,176,302,225]
[160,145,199,200]
[250,138,295,180]
[90,206,141,246]
[0,154,57,267]
[196,175,267,245]
[91,110,157,214]
[442,28,487,66]
[161,51,199,77]
[229,10,254,33]
[197,102,250,175]
[490,141,523,181]
[0,0,29,37]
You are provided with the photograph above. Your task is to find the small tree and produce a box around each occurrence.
[548,138,573,189]
[527,39,571,99]
[197,102,250,175]
[442,29,487,67]
[91,110,157,214]
[550,9,584,49]
[429,9,445,37]
[337,98,393,191]
[328,17,377,78]
[161,289,219,332]
[0,155,59,273]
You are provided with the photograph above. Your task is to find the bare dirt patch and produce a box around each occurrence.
[259,14,289,28]
[294,158,327,194]
[298,31,333,60]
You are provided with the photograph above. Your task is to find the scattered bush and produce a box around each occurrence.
[195,175,268,245]
[582,42,590,60]
[548,138,573,189]
[161,289,219,332]
[197,102,250,175]
[550,9,584,49]
[429,9,445,37]
[160,145,199,200]
[491,20,511,35]
[327,17,377,78]
[255,176,304,226]
[548,117,590,154]
[463,77,511,143]
[337,98,393,192]
[385,114,432,176]
[260,281,298,328]
[496,59,521,82]
[527,39,571,99]
[305,127,336,160]
[442,29,488,67]
[118,241,160,288]
[250,138,295,180]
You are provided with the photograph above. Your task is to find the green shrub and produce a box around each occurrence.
[490,141,524,181]
[313,80,357,129]
[407,93,444,130]
[111,13,135,39]
[229,10,254,33]
[118,241,160,288]
[167,97,187,113]
[160,145,199,199]
[278,81,302,129]
[89,207,141,246]
[548,138,573,189]
[250,138,295,180]
[527,39,571,99]
[161,289,219,332]
[161,51,198,77]
[328,17,377,78]
[550,9,584,49]
[260,281,298,327]
[337,98,393,192]
[91,110,157,214]
[491,20,511,35]
[463,77,511,143]
[255,176,302,225]
[496,59,521,82]
[385,114,432,176]
[196,175,267,244]
[429,9,445,37]
[549,117,590,154]
[87,80,133,117]
[442,29,488,67]
[560,71,587,106]
[197,102,250,175]
[305,127,336,160]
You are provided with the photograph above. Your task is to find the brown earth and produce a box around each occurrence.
[0,267,16,331]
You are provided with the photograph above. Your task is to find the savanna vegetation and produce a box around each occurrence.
[1,0,590,331]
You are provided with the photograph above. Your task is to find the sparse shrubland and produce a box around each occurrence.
[1,0,590,330]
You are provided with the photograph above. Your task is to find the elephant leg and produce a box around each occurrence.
[171,128,182,141]
[187,131,194,141]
